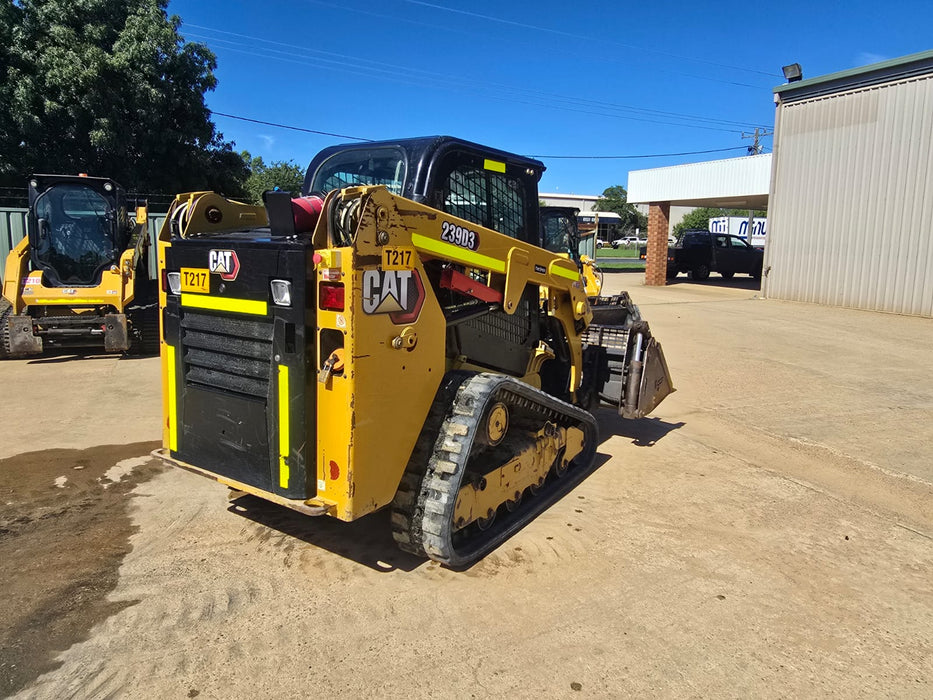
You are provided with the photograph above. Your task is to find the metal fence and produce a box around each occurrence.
[1,207,167,282]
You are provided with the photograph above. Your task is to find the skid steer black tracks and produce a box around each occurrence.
[391,371,599,568]
[0,298,13,358]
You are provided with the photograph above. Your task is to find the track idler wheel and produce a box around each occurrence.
[393,372,598,568]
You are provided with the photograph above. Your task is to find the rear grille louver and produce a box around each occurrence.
[180,311,273,399]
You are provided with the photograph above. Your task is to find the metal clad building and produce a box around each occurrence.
[764,50,933,317]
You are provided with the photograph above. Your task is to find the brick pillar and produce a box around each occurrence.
[645,202,671,286]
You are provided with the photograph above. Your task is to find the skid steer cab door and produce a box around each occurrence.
[26,175,129,287]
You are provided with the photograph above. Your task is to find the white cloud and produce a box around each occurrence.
[855,52,889,67]
[259,134,275,149]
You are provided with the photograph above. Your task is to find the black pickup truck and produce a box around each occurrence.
[661,229,763,281]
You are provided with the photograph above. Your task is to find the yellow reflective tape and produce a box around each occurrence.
[30,298,114,305]
[411,233,506,273]
[166,344,178,452]
[484,159,506,173]
[277,364,290,489]
[551,264,580,281]
[181,293,267,316]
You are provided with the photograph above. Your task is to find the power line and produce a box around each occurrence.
[401,0,782,79]
[187,27,770,134]
[198,39,752,134]
[529,146,750,159]
[299,1,771,90]
[211,111,373,142]
[210,109,752,161]
[187,25,768,131]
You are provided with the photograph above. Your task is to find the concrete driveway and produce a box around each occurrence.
[1,274,930,698]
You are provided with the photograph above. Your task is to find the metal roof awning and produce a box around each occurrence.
[627,153,772,209]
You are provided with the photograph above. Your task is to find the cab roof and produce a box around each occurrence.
[303,135,546,202]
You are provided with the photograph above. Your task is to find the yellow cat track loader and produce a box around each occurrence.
[154,136,673,567]
[1,174,157,357]
[540,205,604,297]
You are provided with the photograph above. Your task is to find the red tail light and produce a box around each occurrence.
[319,283,345,311]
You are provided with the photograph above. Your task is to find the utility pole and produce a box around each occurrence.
[741,128,773,256]
[742,127,773,155]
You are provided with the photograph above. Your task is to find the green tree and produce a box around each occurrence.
[241,153,305,204]
[673,207,767,238]
[0,0,247,195]
[593,185,647,235]
[0,1,21,182]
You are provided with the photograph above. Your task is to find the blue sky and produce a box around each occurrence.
[168,0,932,196]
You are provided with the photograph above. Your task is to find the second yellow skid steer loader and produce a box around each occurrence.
[1,174,157,357]
[540,205,604,297]
[155,136,673,567]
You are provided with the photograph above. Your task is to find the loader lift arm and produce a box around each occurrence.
[316,185,593,394]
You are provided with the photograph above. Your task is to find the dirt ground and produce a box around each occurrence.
[1,274,931,699]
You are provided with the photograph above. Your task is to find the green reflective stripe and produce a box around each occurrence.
[166,344,178,452]
[278,364,290,489]
[411,233,507,273]
[551,264,580,281]
[181,293,268,315]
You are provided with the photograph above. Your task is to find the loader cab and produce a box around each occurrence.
[304,136,545,244]
[539,206,581,262]
[27,174,131,287]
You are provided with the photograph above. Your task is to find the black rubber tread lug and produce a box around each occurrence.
[410,372,599,568]
[390,371,477,557]
[127,300,160,356]
[0,298,12,359]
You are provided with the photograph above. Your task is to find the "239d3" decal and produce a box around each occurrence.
[441,221,480,251]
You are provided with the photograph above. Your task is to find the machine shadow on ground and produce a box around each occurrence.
[228,494,426,574]
[594,407,684,447]
[228,441,620,574]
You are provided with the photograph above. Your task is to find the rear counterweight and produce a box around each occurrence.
[162,237,314,500]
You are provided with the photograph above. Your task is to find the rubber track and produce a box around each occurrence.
[391,371,599,568]
[0,298,13,359]
[127,300,160,355]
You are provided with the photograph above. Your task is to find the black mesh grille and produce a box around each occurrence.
[181,312,273,399]
[582,325,630,352]
[445,167,524,239]
[464,299,534,344]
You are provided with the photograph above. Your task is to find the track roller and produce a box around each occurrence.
[391,371,598,567]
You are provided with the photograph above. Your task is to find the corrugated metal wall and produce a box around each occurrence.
[0,208,166,282]
[764,74,933,317]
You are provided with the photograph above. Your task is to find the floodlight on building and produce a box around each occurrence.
[782,63,803,82]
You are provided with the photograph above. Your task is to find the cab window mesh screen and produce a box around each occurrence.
[445,167,525,240]
[445,168,486,227]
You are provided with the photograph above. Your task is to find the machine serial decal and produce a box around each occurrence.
[362,268,425,324]
[382,246,414,271]
[180,267,209,293]
[534,264,547,274]
[209,249,240,280]
[441,221,480,251]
